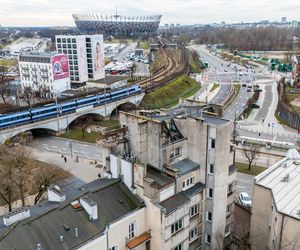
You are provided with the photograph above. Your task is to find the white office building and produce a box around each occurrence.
[55,35,105,83]
[19,52,71,94]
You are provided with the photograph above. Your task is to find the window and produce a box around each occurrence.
[171,218,183,235]
[174,243,182,250]
[205,234,211,244]
[189,226,200,241]
[225,224,231,236]
[109,246,117,250]
[57,38,61,43]
[128,221,136,239]
[227,183,233,196]
[72,38,76,43]
[170,147,181,159]
[211,139,215,149]
[182,176,194,190]
[190,203,200,218]
[209,163,214,174]
[208,188,213,199]
[206,212,212,222]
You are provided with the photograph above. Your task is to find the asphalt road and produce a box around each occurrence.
[211,84,232,104]
[236,173,254,198]
[255,85,272,122]
[30,136,102,161]
[224,85,252,120]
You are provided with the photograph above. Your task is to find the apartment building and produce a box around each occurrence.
[292,55,300,87]
[250,149,300,250]
[55,35,105,83]
[110,106,236,249]
[0,179,150,250]
[19,51,70,94]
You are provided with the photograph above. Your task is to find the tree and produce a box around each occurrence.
[32,164,70,204]
[79,116,94,138]
[22,86,35,108]
[0,65,9,103]
[242,144,262,170]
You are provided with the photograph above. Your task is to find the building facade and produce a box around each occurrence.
[55,35,105,83]
[109,108,236,249]
[19,52,70,94]
[250,149,300,250]
[292,55,300,87]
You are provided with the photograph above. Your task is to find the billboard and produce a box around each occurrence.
[92,35,105,80]
[52,54,69,80]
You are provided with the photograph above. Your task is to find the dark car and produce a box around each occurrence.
[251,103,260,109]
[254,89,262,93]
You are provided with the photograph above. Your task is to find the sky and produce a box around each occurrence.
[1,0,300,26]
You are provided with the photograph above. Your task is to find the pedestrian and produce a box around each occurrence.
[64,156,67,163]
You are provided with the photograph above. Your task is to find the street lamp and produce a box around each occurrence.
[54,92,60,131]
[65,114,73,158]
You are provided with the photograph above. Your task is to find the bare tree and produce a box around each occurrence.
[22,86,35,109]
[79,116,93,138]
[242,144,262,171]
[0,65,9,103]
[32,164,70,204]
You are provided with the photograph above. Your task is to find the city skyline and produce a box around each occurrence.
[0,0,300,26]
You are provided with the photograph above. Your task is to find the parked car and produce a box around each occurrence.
[242,83,247,87]
[247,88,251,92]
[254,89,262,93]
[251,103,260,109]
[239,192,252,207]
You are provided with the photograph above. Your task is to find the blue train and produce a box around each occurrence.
[0,84,142,129]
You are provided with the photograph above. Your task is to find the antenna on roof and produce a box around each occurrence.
[60,235,64,243]
[36,243,41,250]
[113,6,120,20]
[75,227,79,238]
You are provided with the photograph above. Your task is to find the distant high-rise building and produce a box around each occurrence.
[281,17,287,23]
[55,35,105,83]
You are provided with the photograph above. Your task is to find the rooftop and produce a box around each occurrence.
[19,51,60,59]
[166,158,200,177]
[145,166,174,189]
[150,106,229,125]
[0,179,144,249]
[159,192,190,215]
[87,75,128,85]
[255,149,300,220]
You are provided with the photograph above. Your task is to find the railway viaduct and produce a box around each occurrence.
[0,93,144,144]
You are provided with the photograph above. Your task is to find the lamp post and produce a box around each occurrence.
[54,92,60,131]
[65,114,73,158]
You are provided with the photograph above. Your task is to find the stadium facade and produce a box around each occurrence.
[72,13,162,36]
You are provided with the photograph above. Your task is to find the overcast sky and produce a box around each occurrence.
[1,0,300,26]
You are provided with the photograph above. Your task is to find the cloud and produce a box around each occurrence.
[0,0,299,26]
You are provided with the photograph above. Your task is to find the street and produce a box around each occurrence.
[236,173,254,198]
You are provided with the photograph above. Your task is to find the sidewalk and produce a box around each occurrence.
[30,148,101,183]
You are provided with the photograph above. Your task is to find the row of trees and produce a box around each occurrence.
[194,26,293,51]
[0,145,70,212]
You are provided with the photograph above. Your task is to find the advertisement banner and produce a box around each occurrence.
[92,35,105,80]
[52,54,69,80]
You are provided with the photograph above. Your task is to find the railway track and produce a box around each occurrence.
[138,40,190,91]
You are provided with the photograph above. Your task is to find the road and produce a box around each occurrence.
[30,135,103,161]
[224,85,252,120]
[236,173,254,198]
[211,84,232,104]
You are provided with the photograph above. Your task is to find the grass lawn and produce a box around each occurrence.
[236,162,266,176]
[142,75,201,109]
[98,119,120,127]
[151,50,165,73]
[59,129,102,143]
[0,58,18,67]
[138,41,149,49]
[285,87,300,113]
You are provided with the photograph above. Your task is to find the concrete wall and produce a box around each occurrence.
[250,184,273,250]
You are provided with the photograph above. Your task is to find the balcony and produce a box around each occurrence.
[40,68,48,72]
[228,164,236,175]
[126,231,151,250]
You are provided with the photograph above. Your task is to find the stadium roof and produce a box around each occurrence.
[73,13,161,23]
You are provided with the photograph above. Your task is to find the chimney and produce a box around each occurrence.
[80,196,98,220]
[48,185,66,202]
[3,207,31,226]
[36,243,41,250]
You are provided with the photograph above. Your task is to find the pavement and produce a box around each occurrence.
[236,173,254,198]
[30,147,101,183]
[30,135,103,161]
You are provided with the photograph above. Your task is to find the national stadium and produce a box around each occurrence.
[72,13,162,36]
